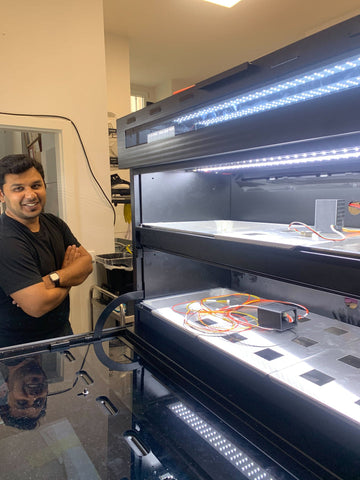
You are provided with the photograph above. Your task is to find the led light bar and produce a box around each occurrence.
[192,146,360,173]
[174,55,360,129]
[148,126,175,143]
[169,402,276,479]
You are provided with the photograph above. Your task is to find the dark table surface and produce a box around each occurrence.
[0,331,303,480]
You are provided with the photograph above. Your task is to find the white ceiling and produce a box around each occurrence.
[103,0,360,89]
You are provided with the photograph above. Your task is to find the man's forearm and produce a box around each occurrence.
[10,247,93,318]
[12,281,70,318]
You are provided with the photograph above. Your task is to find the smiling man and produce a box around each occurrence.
[0,154,93,347]
[0,355,48,429]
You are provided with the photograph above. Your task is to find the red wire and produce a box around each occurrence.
[349,202,360,209]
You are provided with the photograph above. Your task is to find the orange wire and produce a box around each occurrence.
[172,293,308,334]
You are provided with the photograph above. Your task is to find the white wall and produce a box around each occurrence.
[104,32,132,240]
[131,84,157,104]
[105,33,131,119]
[0,0,114,335]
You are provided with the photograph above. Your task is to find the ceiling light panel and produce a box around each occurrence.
[204,0,242,7]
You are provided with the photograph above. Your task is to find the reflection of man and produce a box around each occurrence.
[0,356,48,430]
[0,154,93,347]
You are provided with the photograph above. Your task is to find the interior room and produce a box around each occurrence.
[1,1,360,479]
[0,0,359,334]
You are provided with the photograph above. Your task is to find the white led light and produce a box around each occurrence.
[172,55,360,129]
[148,126,175,143]
[169,402,276,479]
[196,76,360,128]
[192,146,360,173]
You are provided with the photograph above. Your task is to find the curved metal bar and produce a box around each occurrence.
[93,290,144,371]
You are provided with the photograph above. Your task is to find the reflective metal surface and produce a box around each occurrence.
[143,288,360,427]
[143,220,360,254]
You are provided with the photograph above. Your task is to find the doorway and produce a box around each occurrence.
[0,128,61,217]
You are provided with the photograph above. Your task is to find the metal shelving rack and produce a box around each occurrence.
[114,15,360,480]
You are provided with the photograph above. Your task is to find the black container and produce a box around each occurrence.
[95,253,133,296]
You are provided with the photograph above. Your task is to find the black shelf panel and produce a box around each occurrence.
[137,227,360,298]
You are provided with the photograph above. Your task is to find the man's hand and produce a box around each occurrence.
[42,245,81,290]
[54,245,93,288]
[44,244,92,290]
[62,245,81,268]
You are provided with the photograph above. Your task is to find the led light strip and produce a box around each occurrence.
[197,77,360,127]
[169,402,276,479]
[148,126,175,143]
[173,55,360,128]
[192,146,360,172]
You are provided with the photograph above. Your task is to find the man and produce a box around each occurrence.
[0,355,48,429]
[0,154,93,347]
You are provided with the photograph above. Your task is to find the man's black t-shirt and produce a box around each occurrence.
[0,213,80,346]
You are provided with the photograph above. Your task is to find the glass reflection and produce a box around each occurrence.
[0,355,48,430]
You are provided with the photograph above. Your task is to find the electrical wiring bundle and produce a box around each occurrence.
[171,292,308,335]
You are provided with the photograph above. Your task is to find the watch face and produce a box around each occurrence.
[50,272,60,285]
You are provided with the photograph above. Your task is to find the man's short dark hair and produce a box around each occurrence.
[0,402,46,430]
[0,154,45,191]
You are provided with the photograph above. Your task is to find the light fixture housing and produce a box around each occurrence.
[124,51,360,155]
[204,0,242,7]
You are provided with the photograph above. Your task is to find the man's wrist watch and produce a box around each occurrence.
[49,271,60,287]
